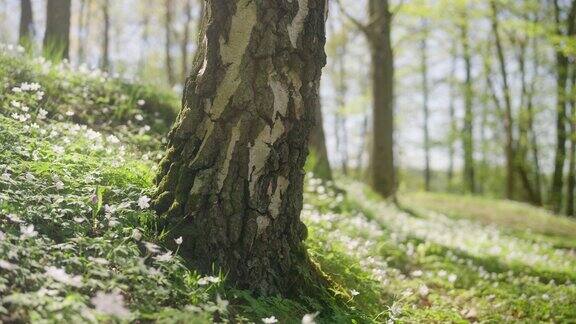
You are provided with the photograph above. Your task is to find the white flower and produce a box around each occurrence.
[45,266,82,286]
[144,242,160,253]
[153,251,173,262]
[138,195,151,209]
[65,110,75,116]
[418,284,430,297]
[438,270,447,277]
[0,260,18,270]
[10,100,20,108]
[137,99,146,106]
[55,180,65,190]
[262,316,279,323]
[91,291,131,318]
[350,289,360,296]
[106,134,120,144]
[198,275,220,286]
[134,114,144,121]
[21,106,29,112]
[0,230,5,241]
[38,108,48,119]
[52,145,65,155]
[12,87,22,93]
[20,224,38,239]
[132,229,143,241]
[302,312,319,324]
[1,172,11,181]
[25,172,35,181]
[411,270,423,277]
[448,274,458,283]
[174,236,183,245]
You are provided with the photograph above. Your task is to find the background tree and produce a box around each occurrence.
[100,0,110,70]
[18,0,33,48]
[43,0,72,60]
[152,0,328,294]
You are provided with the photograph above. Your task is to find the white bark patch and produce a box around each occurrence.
[198,35,209,77]
[287,0,309,48]
[248,76,290,196]
[269,176,289,219]
[211,0,257,119]
[256,215,270,235]
[217,120,242,190]
[288,70,303,119]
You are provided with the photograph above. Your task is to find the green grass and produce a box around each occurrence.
[1,45,575,323]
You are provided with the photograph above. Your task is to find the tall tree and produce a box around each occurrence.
[447,40,458,187]
[420,18,431,191]
[100,0,111,71]
[338,0,396,197]
[152,0,327,294]
[459,6,475,193]
[43,0,72,60]
[180,0,194,81]
[164,0,175,86]
[566,66,576,216]
[490,0,516,199]
[19,0,34,48]
[76,0,87,64]
[309,101,333,181]
[550,0,576,213]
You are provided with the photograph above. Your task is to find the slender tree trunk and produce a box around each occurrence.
[19,0,34,48]
[76,0,87,65]
[153,0,327,295]
[181,0,193,81]
[566,66,576,216]
[164,0,175,86]
[460,14,475,193]
[447,41,457,187]
[100,0,110,71]
[43,0,72,60]
[138,0,151,72]
[420,19,431,191]
[336,39,349,176]
[527,32,543,205]
[369,0,395,198]
[309,100,333,181]
[490,0,515,199]
[550,0,576,213]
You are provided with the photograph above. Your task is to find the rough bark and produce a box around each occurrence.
[43,0,72,60]
[153,0,327,295]
[369,0,395,198]
[550,0,576,213]
[19,0,34,47]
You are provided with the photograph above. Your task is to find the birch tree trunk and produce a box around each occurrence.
[153,0,327,295]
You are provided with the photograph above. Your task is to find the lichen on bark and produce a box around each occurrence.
[152,0,327,295]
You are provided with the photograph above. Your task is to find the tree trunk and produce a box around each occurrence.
[420,19,431,191]
[566,66,576,216]
[138,0,151,72]
[309,101,333,181]
[153,0,327,295]
[460,14,475,193]
[100,0,110,71]
[19,0,34,48]
[447,41,457,187]
[369,0,395,198]
[43,0,71,60]
[181,0,193,81]
[76,0,86,65]
[164,0,175,86]
[490,0,515,200]
[335,37,349,176]
[550,0,576,213]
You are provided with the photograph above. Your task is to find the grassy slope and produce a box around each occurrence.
[1,46,575,323]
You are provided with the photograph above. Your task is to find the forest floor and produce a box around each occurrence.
[1,46,575,323]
